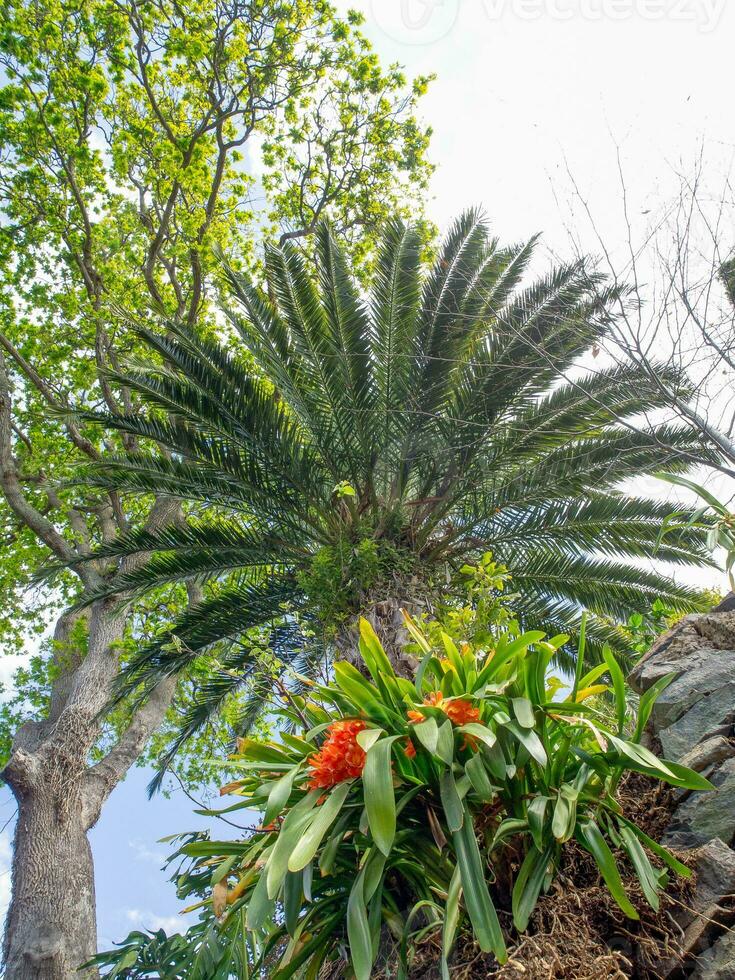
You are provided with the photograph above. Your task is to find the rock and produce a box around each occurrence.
[650,654,735,734]
[664,761,735,848]
[679,736,735,774]
[627,603,735,977]
[691,838,735,909]
[692,931,735,978]
[658,685,735,760]
[629,611,735,695]
[652,839,735,978]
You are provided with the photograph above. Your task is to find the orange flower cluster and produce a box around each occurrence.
[307,720,367,790]
[407,691,481,727]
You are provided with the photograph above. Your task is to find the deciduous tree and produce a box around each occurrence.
[0,2,431,975]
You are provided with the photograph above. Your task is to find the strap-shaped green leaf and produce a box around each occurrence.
[633,672,677,742]
[347,850,385,980]
[615,814,692,878]
[453,804,507,961]
[364,736,399,855]
[359,617,396,682]
[619,824,663,911]
[440,769,464,832]
[527,795,549,851]
[412,717,439,754]
[512,697,536,729]
[457,723,497,750]
[504,720,548,766]
[512,844,554,931]
[283,869,303,935]
[577,820,638,919]
[288,781,352,872]
[263,767,299,826]
[441,866,462,980]
[602,645,627,734]
[465,753,494,801]
[267,790,321,898]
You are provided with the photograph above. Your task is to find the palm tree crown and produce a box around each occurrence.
[67,211,712,759]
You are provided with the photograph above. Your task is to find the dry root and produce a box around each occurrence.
[386,776,695,979]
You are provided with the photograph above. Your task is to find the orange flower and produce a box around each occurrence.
[407,690,443,724]
[307,720,367,790]
[444,699,481,727]
[408,691,481,727]
[404,738,417,760]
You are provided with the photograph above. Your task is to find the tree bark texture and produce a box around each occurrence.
[2,601,176,979]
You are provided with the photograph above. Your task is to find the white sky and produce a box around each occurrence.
[352,0,733,249]
[345,0,735,592]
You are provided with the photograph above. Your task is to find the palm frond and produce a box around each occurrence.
[69,213,718,776]
[117,575,299,697]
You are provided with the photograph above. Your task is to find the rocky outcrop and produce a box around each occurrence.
[628,597,735,977]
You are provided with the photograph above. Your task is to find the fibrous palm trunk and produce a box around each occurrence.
[337,595,425,678]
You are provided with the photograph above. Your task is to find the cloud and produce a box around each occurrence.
[128,838,167,867]
[124,908,183,935]
[0,654,32,699]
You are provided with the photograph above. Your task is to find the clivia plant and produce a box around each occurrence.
[92,612,712,979]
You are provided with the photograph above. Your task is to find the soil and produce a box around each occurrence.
[380,775,698,979]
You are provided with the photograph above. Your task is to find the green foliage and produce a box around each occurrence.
[59,212,716,772]
[0,0,432,780]
[626,598,684,657]
[298,533,416,631]
[657,472,735,590]
[89,612,708,979]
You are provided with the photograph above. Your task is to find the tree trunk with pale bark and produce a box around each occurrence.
[1,602,176,980]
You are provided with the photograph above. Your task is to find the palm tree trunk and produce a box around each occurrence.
[336,596,423,678]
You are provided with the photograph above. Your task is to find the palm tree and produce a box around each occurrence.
[65,211,712,765]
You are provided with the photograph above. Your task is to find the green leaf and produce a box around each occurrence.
[364,736,399,855]
[602,645,627,734]
[615,815,692,878]
[634,673,677,742]
[453,804,507,961]
[576,820,639,919]
[551,788,577,843]
[247,856,276,931]
[441,867,462,980]
[356,727,384,753]
[440,769,464,833]
[504,720,548,766]
[571,611,588,701]
[267,790,321,898]
[211,853,238,886]
[512,845,554,931]
[263,768,299,826]
[607,735,713,790]
[512,697,535,729]
[619,824,663,911]
[477,631,546,686]
[347,852,383,980]
[411,717,438,754]
[527,796,549,851]
[457,723,497,750]
[359,618,396,682]
[436,719,456,765]
[465,753,494,801]
[283,869,303,935]
[287,781,352,872]
[333,662,387,719]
